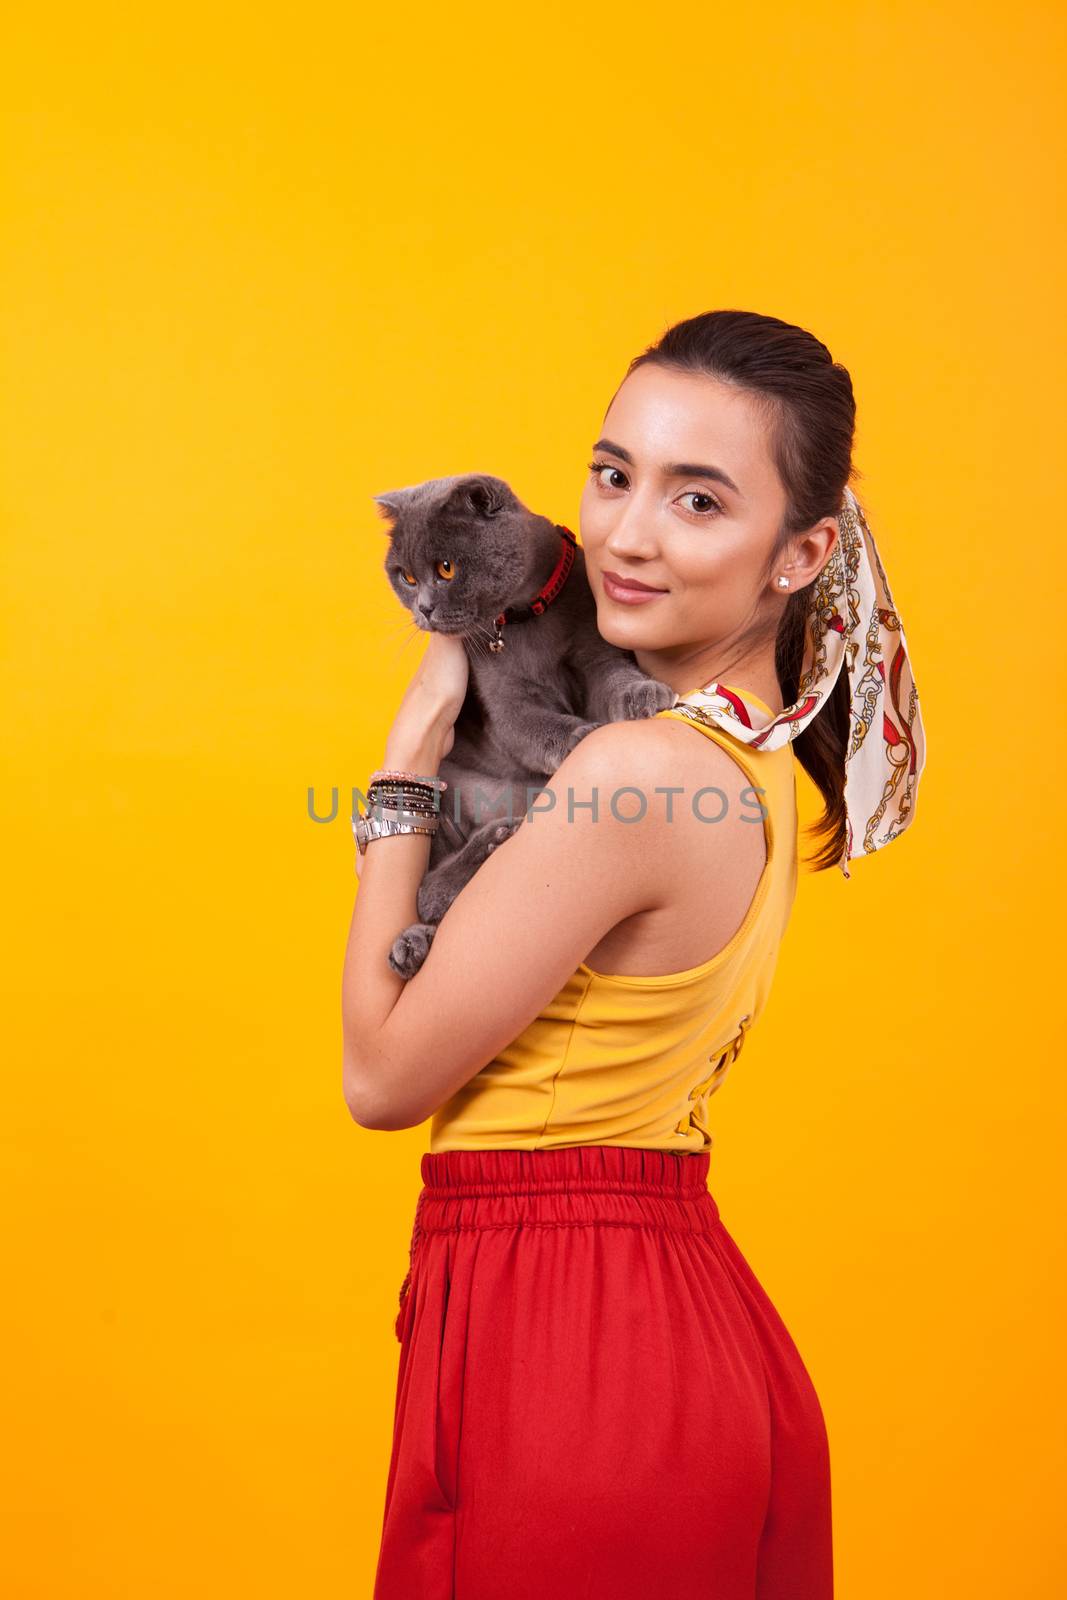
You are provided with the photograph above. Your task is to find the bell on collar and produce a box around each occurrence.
[489,618,506,652]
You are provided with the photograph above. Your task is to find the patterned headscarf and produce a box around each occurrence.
[666,486,926,878]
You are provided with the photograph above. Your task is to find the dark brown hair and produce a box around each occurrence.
[625,309,858,872]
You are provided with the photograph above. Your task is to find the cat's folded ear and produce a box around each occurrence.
[372,487,412,527]
[460,474,511,519]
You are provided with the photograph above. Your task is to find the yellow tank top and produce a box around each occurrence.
[428,684,800,1154]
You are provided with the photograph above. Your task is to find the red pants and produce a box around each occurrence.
[373,1145,833,1598]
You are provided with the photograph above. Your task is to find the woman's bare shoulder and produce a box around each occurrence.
[561,712,765,880]
[557,714,758,815]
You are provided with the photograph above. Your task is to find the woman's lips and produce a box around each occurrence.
[601,569,669,605]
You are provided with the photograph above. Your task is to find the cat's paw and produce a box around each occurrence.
[542,721,605,773]
[388,922,437,980]
[485,818,523,853]
[608,676,675,721]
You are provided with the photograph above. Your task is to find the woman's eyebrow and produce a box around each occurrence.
[591,437,742,497]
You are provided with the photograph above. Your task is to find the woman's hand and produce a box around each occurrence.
[384,630,469,771]
[354,634,468,882]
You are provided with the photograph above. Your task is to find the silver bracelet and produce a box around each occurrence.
[352,807,439,856]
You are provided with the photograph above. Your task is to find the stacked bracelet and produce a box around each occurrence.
[367,766,444,814]
[365,800,438,821]
[366,782,441,817]
[353,767,448,858]
[368,767,448,791]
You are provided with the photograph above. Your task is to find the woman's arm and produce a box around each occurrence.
[339,632,465,1114]
[341,650,683,1131]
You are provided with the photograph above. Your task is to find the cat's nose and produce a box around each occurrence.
[418,600,437,621]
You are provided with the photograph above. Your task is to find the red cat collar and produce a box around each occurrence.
[490,525,578,653]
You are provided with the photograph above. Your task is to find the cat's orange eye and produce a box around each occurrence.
[399,568,416,585]
[435,558,456,581]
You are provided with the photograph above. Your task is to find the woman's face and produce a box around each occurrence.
[578,364,792,669]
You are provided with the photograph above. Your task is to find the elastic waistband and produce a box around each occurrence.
[421,1144,710,1195]
[413,1145,719,1238]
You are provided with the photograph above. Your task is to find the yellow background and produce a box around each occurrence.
[3,3,1064,1593]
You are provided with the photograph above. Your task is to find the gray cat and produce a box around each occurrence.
[370,472,675,978]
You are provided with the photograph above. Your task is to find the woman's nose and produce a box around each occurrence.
[604,500,659,559]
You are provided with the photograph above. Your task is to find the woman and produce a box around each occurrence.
[342,309,925,1599]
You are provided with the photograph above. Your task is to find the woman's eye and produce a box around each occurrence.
[587,461,723,518]
[587,460,627,491]
[435,558,456,581]
[398,568,416,585]
[679,491,724,517]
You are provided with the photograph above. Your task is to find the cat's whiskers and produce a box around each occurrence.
[378,615,430,672]
[387,611,496,666]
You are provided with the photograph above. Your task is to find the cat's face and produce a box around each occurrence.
[372,473,538,635]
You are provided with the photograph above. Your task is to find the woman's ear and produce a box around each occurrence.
[789,516,840,587]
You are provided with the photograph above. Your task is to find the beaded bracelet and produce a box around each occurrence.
[366,783,441,814]
[369,767,448,791]
[368,778,439,799]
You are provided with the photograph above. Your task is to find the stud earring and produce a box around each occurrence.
[776,575,789,589]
